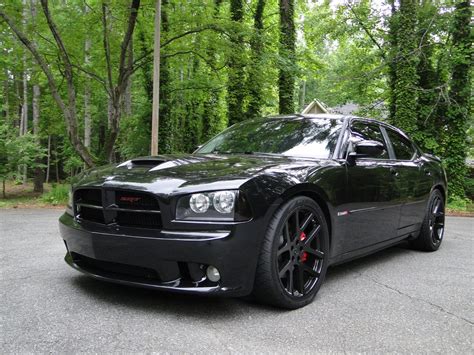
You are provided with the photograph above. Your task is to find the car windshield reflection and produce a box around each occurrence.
[196,117,344,159]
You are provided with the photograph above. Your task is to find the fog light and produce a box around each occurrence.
[206,265,221,282]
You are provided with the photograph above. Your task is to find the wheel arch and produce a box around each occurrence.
[279,184,334,248]
[432,184,447,202]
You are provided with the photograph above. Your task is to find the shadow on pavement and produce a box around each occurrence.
[70,243,412,315]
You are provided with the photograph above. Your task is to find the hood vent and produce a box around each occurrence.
[118,159,166,169]
[131,159,166,167]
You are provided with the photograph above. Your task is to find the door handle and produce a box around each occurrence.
[424,168,431,176]
[390,167,399,177]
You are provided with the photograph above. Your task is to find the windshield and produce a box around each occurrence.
[196,117,343,159]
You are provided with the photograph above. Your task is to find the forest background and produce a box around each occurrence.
[0,0,472,212]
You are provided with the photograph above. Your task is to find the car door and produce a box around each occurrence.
[342,120,401,253]
[383,127,431,236]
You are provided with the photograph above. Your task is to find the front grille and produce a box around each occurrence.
[80,206,105,224]
[71,252,160,280]
[75,188,102,206]
[69,252,213,286]
[116,190,160,210]
[74,188,162,229]
[116,211,162,228]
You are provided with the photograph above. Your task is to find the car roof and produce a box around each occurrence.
[267,113,349,120]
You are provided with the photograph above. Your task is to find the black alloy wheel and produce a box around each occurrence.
[429,194,445,245]
[410,189,445,252]
[252,196,329,309]
[277,207,324,297]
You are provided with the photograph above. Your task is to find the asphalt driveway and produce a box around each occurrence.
[1,209,472,353]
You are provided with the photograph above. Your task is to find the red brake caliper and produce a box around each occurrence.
[299,232,308,262]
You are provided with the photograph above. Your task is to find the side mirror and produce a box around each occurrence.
[347,140,385,165]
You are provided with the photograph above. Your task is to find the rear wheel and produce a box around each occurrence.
[410,189,445,251]
[252,196,329,309]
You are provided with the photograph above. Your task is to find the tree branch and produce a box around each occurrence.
[117,0,140,87]
[347,3,386,59]
[0,9,67,116]
[70,63,109,92]
[0,7,95,167]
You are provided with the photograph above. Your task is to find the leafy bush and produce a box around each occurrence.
[447,195,473,212]
[40,184,70,205]
[466,177,474,201]
[0,123,46,197]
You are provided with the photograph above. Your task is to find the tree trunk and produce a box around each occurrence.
[387,0,398,122]
[20,0,29,184]
[278,0,296,114]
[55,138,59,183]
[227,0,246,126]
[151,0,162,155]
[31,0,43,193]
[32,84,43,193]
[101,0,141,162]
[392,0,419,136]
[2,74,9,120]
[246,0,266,119]
[84,4,91,149]
[202,0,223,142]
[45,134,51,183]
[298,80,306,112]
[445,0,472,197]
[124,38,133,117]
[156,0,173,154]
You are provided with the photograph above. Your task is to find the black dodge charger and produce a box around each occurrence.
[60,114,447,309]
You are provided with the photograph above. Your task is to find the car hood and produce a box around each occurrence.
[73,154,327,196]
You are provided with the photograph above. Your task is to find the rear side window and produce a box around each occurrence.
[350,121,389,159]
[386,129,415,160]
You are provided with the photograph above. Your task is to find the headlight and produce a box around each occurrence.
[176,190,251,222]
[213,191,235,214]
[189,193,210,213]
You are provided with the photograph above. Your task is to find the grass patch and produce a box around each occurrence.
[0,180,68,208]
[447,196,474,215]
[40,184,69,205]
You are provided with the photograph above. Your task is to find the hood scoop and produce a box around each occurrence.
[118,158,167,169]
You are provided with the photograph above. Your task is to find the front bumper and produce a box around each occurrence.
[59,213,263,297]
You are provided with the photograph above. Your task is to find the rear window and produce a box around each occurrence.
[386,129,415,160]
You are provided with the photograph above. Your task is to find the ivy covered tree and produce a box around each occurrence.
[0,0,471,203]
[227,0,246,126]
[278,0,296,114]
[444,0,472,198]
[390,0,419,136]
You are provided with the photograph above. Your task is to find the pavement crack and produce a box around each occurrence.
[359,273,474,326]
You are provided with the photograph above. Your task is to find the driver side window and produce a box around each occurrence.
[350,121,389,159]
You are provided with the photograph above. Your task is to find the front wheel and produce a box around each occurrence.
[410,189,445,251]
[252,196,329,309]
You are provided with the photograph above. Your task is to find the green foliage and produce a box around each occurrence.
[0,122,46,186]
[278,0,296,114]
[40,183,69,205]
[391,0,419,135]
[1,0,472,203]
[443,0,472,198]
[447,195,473,212]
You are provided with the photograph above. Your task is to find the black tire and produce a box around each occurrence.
[252,196,329,309]
[410,189,445,252]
